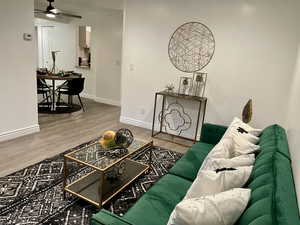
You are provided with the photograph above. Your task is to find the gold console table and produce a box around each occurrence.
[151,91,207,144]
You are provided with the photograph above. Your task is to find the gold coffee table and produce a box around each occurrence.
[63,139,153,208]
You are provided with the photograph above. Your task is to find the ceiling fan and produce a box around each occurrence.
[34,0,82,19]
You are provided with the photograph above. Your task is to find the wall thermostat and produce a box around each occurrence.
[23,33,32,41]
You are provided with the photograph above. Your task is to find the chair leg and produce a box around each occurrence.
[68,95,72,105]
[57,92,61,105]
[46,92,49,107]
[78,95,85,112]
[39,93,44,106]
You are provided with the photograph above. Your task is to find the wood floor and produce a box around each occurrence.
[0,98,188,177]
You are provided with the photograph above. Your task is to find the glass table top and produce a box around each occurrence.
[65,139,150,171]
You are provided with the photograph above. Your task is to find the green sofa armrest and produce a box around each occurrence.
[200,123,227,145]
[91,209,133,225]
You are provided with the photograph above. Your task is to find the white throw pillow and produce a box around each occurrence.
[233,135,260,156]
[199,138,234,172]
[187,166,253,199]
[207,137,234,159]
[224,117,262,138]
[167,188,251,225]
[225,125,259,144]
[201,154,255,171]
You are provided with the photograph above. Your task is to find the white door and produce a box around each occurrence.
[37,26,54,69]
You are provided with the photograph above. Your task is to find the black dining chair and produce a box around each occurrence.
[56,73,82,90]
[37,78,51,107]
[57,78,85,111]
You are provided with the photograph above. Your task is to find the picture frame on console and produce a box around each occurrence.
[178,76,193,95]
[192,72,207,97]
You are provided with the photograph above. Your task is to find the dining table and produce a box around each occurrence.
[37,74,80,112]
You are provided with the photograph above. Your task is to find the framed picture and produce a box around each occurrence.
[192,72,207,97]
[178,76,193,95]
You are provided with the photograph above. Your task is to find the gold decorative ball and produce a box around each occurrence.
[99,130,116,148]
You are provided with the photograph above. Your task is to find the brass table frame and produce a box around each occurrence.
[63,140,153,208]
[151,91,207,144]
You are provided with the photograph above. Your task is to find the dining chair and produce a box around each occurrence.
[57,78,85,111]
[37,78,51,107]
[57,73,82,90]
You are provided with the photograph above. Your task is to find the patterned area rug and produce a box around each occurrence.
[0,138,182,225]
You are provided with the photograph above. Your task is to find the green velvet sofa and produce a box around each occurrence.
[91,124,300,225]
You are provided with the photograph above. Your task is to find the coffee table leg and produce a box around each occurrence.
[63,157,69,199]
[98,171,104,209]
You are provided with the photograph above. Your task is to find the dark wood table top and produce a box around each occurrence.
[156,91,207,101]
[37,74,80,80]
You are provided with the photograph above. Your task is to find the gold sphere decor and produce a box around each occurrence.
[99,128,134,157]
[99,130,117,148]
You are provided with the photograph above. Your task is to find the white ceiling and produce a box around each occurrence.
[34,0,123,12]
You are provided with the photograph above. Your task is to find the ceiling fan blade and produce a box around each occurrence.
[34,2,82,19]
[50,8,60,14]
[57,12,82,19]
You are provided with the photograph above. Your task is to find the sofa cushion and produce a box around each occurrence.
[185,166,253,199]
[168,142,214,181]
[200,123,227,145]
[168,188,251,225]
[258,124,291,160]
[236,124,300,225]
[123,174,192,225]
[201,154,255,170]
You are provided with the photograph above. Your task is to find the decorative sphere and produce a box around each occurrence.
[115,128,134,148]
[99,130,116,148]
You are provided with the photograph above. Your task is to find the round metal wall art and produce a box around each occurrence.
[168,22,215,73]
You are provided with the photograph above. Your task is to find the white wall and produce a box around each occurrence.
[287,45,300,208]
[68,9,123,105]
[0,0,39,141]
[95,12,123,106]
[121,0,300,131]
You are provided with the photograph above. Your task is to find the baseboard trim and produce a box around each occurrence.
[94,97,121,107]
[81,93,120,107]
[81,93,96,100]
[120,116,152,130]
[0,124,40,142]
